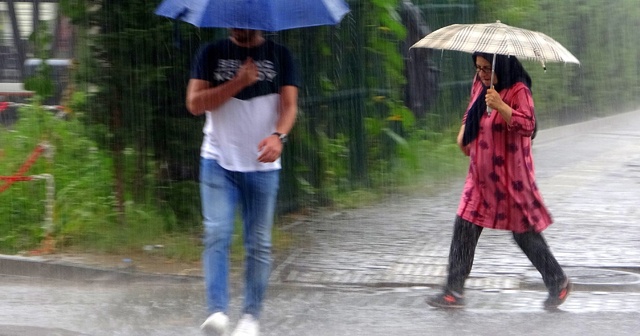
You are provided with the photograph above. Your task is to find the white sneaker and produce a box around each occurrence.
[200,312,229,335]
[230,314,259,336]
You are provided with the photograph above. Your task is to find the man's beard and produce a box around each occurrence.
[234,30,258,44]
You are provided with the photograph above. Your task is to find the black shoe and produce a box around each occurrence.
[426,290,465,309]
[544,279,573,309]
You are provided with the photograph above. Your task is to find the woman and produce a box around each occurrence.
[427,52,572,309]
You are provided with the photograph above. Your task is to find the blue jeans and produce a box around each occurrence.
[200,158,280,318]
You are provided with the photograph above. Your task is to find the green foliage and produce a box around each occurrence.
[24,67,54,101]
[274,0,415,207]
[43,0,640,262]
[319,132,351,195]
[361,0,407,92]
[0,104,105,252]
[24,21,55,99]
[0,104,179,254]
[60,0,203,223]
[59,0,90,26]
[476,0,537,24]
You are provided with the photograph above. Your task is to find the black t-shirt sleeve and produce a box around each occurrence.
[190,44,216,81]
[278,46,301,88]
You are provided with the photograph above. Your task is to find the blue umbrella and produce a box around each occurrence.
[154,0,350,31]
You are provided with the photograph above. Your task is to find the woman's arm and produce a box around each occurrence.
[457,124,470,156]
[485,88,512,124]
[486,84,535,136]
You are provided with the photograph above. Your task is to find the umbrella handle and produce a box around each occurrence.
[486,82,494,115]
[487,54,497,115]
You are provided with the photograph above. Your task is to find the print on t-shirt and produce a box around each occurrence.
[214,59,277,82]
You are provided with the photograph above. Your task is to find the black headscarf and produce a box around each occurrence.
[462,53,533,146]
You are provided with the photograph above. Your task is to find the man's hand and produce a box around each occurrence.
[236,58,259,87]
[257,135,283,163]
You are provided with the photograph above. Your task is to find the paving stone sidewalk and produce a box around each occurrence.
[271,110,640,291]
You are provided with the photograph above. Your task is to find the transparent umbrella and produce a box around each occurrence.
[411,20,580,68]
[411,20,580,112]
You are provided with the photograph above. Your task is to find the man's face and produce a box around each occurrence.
[230,29,260,44]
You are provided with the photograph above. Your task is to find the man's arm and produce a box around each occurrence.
[186,58,259,115]
[275,85,298,135]
[257,85,298,163]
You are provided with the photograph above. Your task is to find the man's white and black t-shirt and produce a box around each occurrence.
[191,39,300,172]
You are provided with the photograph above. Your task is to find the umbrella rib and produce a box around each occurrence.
[524,31,550,62]
[453,25,475,51]
[442,25,468,51]
[506,28,536,60]
[479,23,502,55]
[540,33,569,62]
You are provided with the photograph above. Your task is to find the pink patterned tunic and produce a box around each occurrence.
[457,78,552,233]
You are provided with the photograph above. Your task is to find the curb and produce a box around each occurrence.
[0,254,201,284]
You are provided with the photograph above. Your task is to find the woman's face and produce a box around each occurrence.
[475,56,498,87]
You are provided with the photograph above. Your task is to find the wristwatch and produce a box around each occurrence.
[272,132,288,144]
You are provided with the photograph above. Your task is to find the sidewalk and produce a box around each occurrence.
[271,109,640,291]
[258,109,640,336]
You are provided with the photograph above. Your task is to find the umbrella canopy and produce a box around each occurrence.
[155,0,350,31]
[410,20,580,67]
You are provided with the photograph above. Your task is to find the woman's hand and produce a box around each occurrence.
[486,88,512,124]
[457,140,470,156]
[485,88,505,111]
[456,125,470,156]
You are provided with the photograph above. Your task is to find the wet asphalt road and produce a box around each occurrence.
[1,109,640,335]
[1,275,639,336]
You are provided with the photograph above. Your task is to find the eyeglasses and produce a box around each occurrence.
[475,65,492,74]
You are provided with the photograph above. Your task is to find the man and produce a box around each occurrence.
[186,28,300,336]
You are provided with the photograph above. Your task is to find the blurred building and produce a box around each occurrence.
[0,1,72,104]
